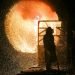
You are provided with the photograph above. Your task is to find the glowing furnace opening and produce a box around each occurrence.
[4,0,59,53]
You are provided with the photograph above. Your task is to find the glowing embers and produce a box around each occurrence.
[4,0,58,53]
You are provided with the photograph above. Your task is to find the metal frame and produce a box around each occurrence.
[37,20,62,70]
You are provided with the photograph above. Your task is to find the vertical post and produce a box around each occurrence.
[38,21,40,66]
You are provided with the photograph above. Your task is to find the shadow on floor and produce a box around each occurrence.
[16,69,70,75]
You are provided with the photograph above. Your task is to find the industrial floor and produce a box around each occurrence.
[16,69,71,75]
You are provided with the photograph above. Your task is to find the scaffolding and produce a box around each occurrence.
[37,20,67,71]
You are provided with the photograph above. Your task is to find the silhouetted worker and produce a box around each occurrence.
[43,27,57,71]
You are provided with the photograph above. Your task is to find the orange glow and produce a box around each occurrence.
[16,0,58,20]
[5,0,59,53]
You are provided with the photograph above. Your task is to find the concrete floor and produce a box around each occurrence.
[16,70,69,75]
[16,67,71,75]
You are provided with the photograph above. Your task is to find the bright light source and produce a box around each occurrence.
[5,0,58,53]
